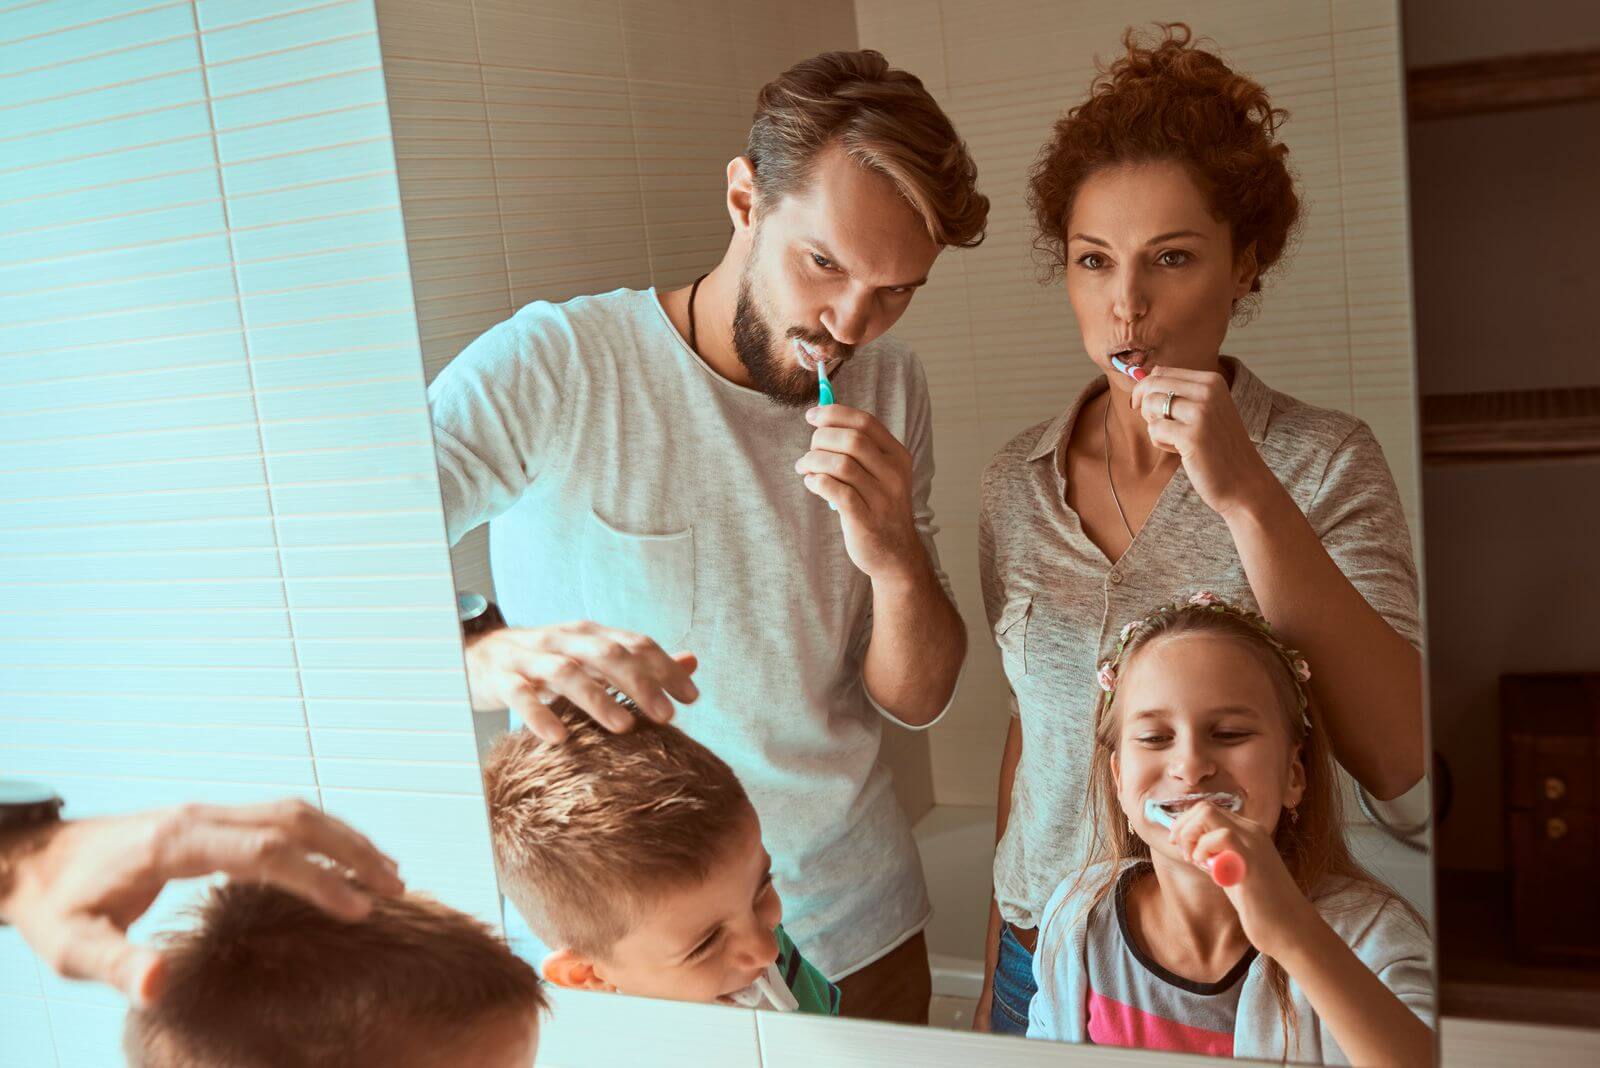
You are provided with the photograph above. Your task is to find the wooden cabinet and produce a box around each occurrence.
[1502,674,1600,963]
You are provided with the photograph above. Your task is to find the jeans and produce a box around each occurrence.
[987,924,1037,1035]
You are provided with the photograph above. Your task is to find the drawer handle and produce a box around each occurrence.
[1546,817,1568,840]
[1544,777,1567,801]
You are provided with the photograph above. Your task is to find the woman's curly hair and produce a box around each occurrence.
[1028,24,1301,314]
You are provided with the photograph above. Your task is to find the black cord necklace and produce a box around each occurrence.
[686,272,708,355]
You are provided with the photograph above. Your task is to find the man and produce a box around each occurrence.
[429,49,987,1024]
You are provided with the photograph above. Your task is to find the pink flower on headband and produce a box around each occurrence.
[1097,661,1118,693]
[1188,590,1224,608]
[1119,620,1138,643]
[1293,658,1312,683]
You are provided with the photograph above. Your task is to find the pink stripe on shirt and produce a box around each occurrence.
[1087,990,1234,1056]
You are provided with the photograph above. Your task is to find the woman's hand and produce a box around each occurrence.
[1168,802,1316,958]
[1130,367,1280,521]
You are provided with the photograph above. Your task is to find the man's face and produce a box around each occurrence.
[733,143,941,407]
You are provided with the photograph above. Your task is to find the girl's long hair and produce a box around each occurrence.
[1066,600,1421,1061]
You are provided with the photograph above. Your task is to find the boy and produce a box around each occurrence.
[123,883,546,1067]
[483,699,840,1014]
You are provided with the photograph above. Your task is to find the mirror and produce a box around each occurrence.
[388,1,1436,1062]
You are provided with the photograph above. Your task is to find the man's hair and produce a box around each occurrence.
[124,883,546,1068]
[483,698,753,958]
[747,49,988,248]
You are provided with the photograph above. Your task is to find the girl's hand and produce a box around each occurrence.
[1168,802,1315,957]
[1130,367,1280,521]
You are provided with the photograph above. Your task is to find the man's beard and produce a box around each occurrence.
[731,271,850,409]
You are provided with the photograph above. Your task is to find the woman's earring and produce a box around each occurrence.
[1288,805,1300,824]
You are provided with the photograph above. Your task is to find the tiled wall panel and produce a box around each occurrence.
[0,4,494,1065]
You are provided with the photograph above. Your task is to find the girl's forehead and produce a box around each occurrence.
[1117,633,1283,713]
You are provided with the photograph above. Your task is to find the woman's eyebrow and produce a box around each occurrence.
[1068,230,1208,247]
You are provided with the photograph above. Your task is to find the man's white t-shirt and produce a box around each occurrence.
[428,287,955,978]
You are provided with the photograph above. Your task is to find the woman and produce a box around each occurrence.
[974,25,1425,1036]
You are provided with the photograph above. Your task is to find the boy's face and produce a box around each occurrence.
[548,809,783,1003]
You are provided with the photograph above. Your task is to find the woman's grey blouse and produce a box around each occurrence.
[979,357,1422,929]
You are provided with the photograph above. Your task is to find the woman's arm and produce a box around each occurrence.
[1223,485,1423,798]
[1135,368,1424,798]
[973,716,1023,1031]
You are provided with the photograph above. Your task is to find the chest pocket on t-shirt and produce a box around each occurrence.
[578,510,695,651]
[995,595,1033,680]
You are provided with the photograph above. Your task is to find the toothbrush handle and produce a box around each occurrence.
[1207,850,1246,888]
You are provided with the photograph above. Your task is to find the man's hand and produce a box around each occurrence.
[794,405,925,584]
[0,800,404,1006]
[465,622,700,743]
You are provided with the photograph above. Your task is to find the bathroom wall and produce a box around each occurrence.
[0,3,495,1064]
[855,0,1423,808]
[1402,6,1600,870]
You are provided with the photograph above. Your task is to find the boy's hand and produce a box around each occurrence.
[465,622,699,743]
[1168,802,1315,957]
[794,405,924,585]
[0,801,403,1006]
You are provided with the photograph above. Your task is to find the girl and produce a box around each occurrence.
[1028,593,1433,1065]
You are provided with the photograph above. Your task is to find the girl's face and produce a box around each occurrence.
[1110,633,1305,861]
[1063,161,1257,393]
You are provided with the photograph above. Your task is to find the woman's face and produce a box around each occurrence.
[1063,161,1257,393]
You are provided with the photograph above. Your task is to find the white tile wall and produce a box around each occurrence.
[0,3,495,1065]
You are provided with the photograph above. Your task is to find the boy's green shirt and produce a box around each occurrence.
[776,924,841,1016]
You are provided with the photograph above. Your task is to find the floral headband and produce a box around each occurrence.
[1096,591,1314,730]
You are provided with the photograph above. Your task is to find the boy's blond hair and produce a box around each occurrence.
[483,699,753,958]
[124,883,545,1068]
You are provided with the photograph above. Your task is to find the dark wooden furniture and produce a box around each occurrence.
[1501,673,1600,964]
[1422,387,1600,465]
[1409,47,1600,120]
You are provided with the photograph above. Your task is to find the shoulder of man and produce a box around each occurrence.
[506,286,650,355]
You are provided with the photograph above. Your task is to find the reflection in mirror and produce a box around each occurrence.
[385,1,1435,1062]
